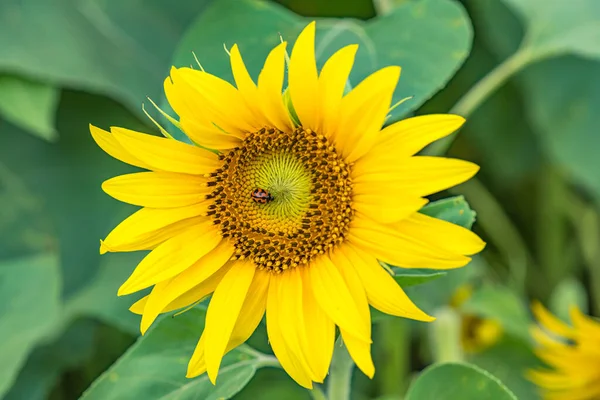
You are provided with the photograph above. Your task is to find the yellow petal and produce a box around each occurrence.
[187,269,270,377]
[349,215,471,270]
[266,272,314,389]
[110,127,221,174]
[258,41,293,132]
[299,267,334,382]
[289,21,319,130]
[130,262,233,316]
[230,44,258,99]
[392,212,485,256]
[102,171,210,208]
[329,248,375,377]
[204,261,256,383]
[309,256,370,342]
[101,204,209,254]
[276,268,320,382]
[353,156,479,197]
[180,117,243,150]
[118,221,221,295]
[129,296,148,315]
[340,333,375,378]
[363,114,466,160]
[353,194,427,224]
[164,72,216,129]
[140,241,235,334]
[335,66,400,163]
[532,301,575,339]
[171,67,259,135]
[318,44,358,138]
[569,306,600,337]
[90,124,151,169]
[340,243,433,321]
[329,248,371,333]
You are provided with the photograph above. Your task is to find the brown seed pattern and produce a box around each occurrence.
[205,127,353,272]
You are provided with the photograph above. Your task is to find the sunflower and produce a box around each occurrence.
[450,285,502,353]
[91,21,485,388]
[528,302,600,400]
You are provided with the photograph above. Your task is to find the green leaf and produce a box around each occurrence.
[65,252,144,336]
[501,0,600,60]
[3,319,98,400]
[549,277,589,322]
[0,0,212,115]
[393,270,447,288]
[420,195,477,229]
[465,0,600,206]
[234,368,309,400]
[0,253,61,398]
[518,56,600,204]
[460,285,531,342]
[468,338,542,400]
[405,362,518,400]
[167,0,471,138]
[0,76,59,141]
[276,0,375,19]
[81,308,273,400]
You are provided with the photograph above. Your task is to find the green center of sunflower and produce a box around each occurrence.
[205,127,354,272]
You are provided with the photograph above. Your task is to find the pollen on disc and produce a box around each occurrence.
[204,127,354,272]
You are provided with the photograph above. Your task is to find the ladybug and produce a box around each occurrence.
[251,188,274,204]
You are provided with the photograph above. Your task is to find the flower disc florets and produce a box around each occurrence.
[205,127,353,272]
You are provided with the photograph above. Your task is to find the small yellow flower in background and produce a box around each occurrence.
[528,301,600,400]
[90,21,485,388]
[450,285,502,353]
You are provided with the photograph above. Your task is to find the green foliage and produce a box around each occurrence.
[169,0,471,125]
[501,0,600,59]
[468,338,542,400]
[0,253,61,397]
[1,0,599,399]
[405,362,518,400]
[0,76,59,140]
[80,308,273,400]
[0,0,211,116]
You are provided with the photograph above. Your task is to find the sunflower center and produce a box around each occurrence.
[205,127,353,272]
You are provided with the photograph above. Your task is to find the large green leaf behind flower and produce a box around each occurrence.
[165,0,472,133]
[0,253,61,398]
[469,0,600,204]
[80,308,272,400]
[0,0,212,116]
[405,362,518,400]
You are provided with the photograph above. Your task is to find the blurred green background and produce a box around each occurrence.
[1,0,599,399]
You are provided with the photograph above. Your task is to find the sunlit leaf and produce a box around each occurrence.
[405,362,518,400]
[166,0,471,138]
[468,338,542,400]
[0,253,61,398]
[0,0,212,115]
[0,76,59,141]
[81,308,274,400]
[501,0,600,60]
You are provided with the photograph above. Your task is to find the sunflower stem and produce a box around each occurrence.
[327,338,354,400]
[309,386,328,400]
[376,319,410,397]
[428,307,463,363]
[425,48,534,156]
